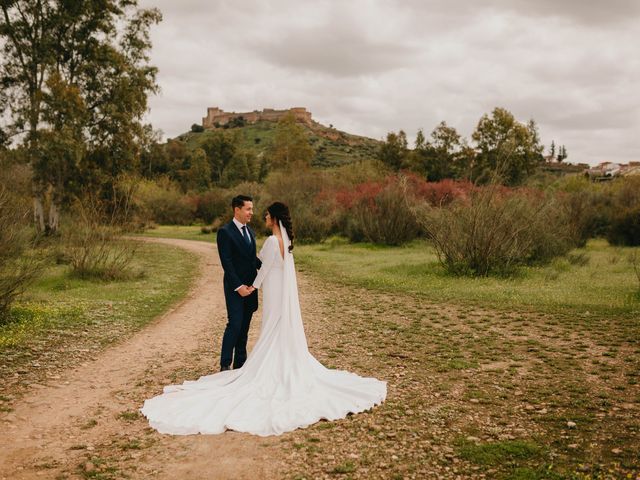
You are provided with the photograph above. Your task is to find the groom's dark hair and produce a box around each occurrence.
[231,195,253,209]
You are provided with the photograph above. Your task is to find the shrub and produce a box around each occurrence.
[263,170,336,242]
[334,174,421,245]
[606,177,640,246]
[134,177,195,225]
[63,195,139,281]
[0,186,44,322]
[417,185,578,276]
[350,176,421,245]
[608,206,640,246]
[192,189,229,224]
[553,175,611,245]
[412,177,476,207]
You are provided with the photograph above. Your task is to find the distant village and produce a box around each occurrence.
[583,161,640,180]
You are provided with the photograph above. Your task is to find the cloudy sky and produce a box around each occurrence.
[139,0,640,166]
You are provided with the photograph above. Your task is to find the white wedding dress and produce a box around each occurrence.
[140,222,386,436]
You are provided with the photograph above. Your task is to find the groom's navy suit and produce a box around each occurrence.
[216,220,261,369]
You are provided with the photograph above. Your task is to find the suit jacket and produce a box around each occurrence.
[216,221,262,297]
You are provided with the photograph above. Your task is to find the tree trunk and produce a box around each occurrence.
[33,194,46,234]
[48,199,60,234]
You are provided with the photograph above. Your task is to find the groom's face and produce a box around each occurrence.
[234,201,253,224]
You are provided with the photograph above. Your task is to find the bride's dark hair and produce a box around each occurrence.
[266,202,294,252]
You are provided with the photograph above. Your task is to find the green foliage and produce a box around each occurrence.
[377,130,408,170]
[200,130,238,184]
[133,177,195,225]
[0,0,161,233]
[408,122,475,181]
[554,175,640,246]
[0,186,44,322]
[263,170,334,242]
[608,206,640,246]
[193,189,230,224]
[471,108,545,186]
[268,113,314,170]
[190,124,204,133]
[0,241,197,350]
[180,148,211,192]
[220,149,259,186]
[62,194,139,281]
[606,177,640,246]
[223,116,247,129]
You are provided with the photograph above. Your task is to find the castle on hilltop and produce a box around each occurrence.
[202,107,312,129]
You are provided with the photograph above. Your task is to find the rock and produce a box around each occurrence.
[566,421,576,429]
[611,448,622,455]
[568,444,579,449]
[84,462,95,473]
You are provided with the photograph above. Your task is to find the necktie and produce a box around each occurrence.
[241,225,251,245]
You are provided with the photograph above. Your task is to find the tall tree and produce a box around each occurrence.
[0,0,161,234]
[471,107,544,186]
[414,129,426,150]
[269,112,314,170]
[201,130,238,184]
[407,122,470,181]
[180,147,211,192]
[377,130,408,171]
[557,145,568,162]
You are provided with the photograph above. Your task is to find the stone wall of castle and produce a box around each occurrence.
[202,107,312,128]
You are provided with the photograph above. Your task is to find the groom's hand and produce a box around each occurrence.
[237,285,251,297]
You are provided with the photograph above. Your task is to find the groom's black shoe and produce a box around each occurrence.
[220,365,231,372]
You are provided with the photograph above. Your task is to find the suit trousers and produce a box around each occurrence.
[220,288,257,369]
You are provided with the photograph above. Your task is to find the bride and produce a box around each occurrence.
[140,202,387,436]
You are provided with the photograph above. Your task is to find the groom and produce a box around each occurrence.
[216,195,261,372]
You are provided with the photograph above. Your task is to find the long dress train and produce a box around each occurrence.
[140,222,386,436]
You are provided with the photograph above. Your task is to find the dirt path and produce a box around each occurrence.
[0,238,283,480]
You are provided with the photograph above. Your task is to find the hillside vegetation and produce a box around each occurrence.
[178,120,382,168]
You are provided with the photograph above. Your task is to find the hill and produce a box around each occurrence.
[174,119,382,168]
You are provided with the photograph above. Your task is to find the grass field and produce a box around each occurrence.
[0,240,198,401]
[139,226,640,318]
[295,238,640,319]
[137,224,218,243]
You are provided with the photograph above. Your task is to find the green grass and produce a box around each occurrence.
[294,238,640,318]
[456,439,543,465]
[0,240,198,350]
[137,225,218,243]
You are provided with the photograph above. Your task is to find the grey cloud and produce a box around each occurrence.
[139,0,640,165]
[250,32,418,77]
[483,0,640,25]
[394,0,640,25]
